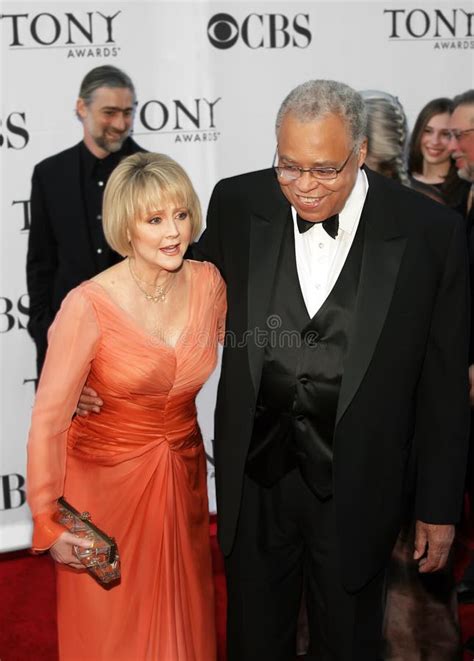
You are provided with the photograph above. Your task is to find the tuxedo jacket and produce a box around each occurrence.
[195,166,470,591]
[26,138,144,371]
[467,202,474,361]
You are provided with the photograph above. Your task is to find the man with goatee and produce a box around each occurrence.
[27,65,144,374]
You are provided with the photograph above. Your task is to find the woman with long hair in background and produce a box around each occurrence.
[409,97,470,213]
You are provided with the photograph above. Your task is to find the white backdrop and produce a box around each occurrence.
[1,0,472,551]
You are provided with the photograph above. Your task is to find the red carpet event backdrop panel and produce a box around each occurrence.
[1,0,472,551]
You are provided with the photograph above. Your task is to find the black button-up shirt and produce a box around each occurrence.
[79,139,134,271]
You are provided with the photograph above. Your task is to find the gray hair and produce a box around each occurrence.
[452,89,474,115]
[78,65,136,106]
[275,80,367,146]
[360,90,409,186]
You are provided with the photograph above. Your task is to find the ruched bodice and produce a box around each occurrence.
[27,260,226,661]
[67,268,223,458]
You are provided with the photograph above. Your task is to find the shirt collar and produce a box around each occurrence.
[80,138,131,179]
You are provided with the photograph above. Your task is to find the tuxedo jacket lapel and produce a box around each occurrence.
[336,173,407,426]
[247,178,290,394]
[245,169,408,416]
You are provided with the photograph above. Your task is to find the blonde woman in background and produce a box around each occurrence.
[360,89,411,187]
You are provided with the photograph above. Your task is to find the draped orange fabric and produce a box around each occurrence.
[27,260,226,661]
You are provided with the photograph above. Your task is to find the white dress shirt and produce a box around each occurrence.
[292,169,369,318]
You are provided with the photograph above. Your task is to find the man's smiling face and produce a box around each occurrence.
[276,112,367,223]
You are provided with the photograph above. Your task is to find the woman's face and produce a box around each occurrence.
[127,199,192,273]
[420,112,452,166]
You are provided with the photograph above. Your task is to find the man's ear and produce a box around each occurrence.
[76,98,87,121]
[358,138,368,167]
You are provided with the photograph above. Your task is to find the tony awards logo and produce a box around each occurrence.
[384,8,474,49]
[136,97,222,144]
[0,10,122,58]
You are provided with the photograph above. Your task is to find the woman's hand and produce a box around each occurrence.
[76,386,103,417]
[50,531,93,569]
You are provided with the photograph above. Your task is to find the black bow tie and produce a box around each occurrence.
[296,214,339,239]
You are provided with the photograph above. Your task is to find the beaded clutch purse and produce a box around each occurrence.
[56,497,121,585]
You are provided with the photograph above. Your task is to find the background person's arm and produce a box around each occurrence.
[26,166,58,373]
[413,215,470,571]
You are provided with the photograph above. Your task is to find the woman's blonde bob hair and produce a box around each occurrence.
[103,152,202,256]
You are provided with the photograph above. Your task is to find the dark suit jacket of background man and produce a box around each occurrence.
[195,166,470,593]
[26,137,143,372]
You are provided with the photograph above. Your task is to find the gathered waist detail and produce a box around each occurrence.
[68,406,202,461]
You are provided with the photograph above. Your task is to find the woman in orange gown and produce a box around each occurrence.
[27,152,226,660]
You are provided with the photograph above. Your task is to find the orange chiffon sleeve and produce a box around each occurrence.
[27,286,100,551]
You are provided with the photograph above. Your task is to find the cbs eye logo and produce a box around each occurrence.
[207,13,311,50]
[207,13,239,49]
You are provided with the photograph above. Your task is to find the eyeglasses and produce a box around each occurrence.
[274,148,354,182]
[448,128,474,141]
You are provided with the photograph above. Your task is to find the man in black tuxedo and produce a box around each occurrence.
[450,91,474,460]
[26,65,144,374]
[449,93,474,603]
[194,80,470,659]
[78,80,469,659]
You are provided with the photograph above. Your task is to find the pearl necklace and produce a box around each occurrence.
[128,259,176,303]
